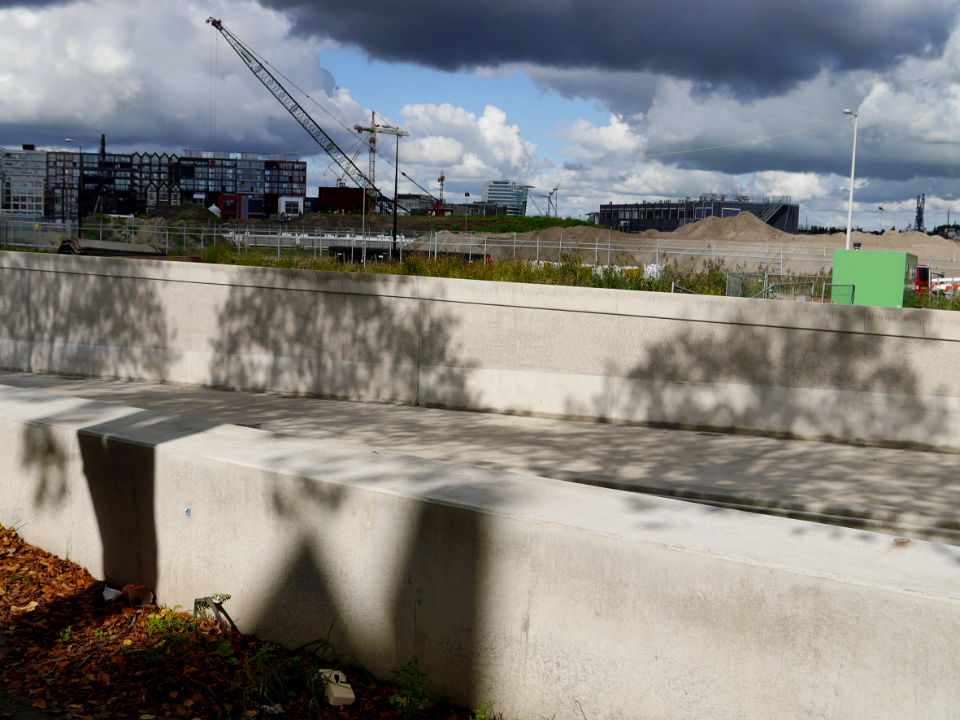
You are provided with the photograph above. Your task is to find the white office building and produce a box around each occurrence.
[1,145,46,218]
[481,180,529,217]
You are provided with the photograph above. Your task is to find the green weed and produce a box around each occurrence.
[2,572,27,591]
[231,643,325,711]
[474,700,497,719]
[144,606,199,664]
[389,659,432,720]
[57,626,73,646]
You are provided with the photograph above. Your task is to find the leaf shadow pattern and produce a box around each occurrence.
[176,267,488,705]
[206,270,465,404]
[603,309,940,442]
[560,302,960,530]
[22,423,69,508]
[242,452,498,711]
[0,254,173,382]
[0,254,175,596]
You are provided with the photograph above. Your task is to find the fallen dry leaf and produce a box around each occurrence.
[0,524,469,720]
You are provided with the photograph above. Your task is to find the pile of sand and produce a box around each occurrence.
[671,212,791,244]
[427,211,959,261]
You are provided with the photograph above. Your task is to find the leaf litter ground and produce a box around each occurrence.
[0,526,475,719]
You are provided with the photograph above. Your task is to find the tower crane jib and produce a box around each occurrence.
[206,17,400,212]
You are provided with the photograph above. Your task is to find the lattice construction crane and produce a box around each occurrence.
[206,17,401,217]
[353,113,409,217]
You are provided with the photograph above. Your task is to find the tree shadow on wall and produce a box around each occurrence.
[9,257,498,709]
[571,302,957,519]
[206,270,465,404]
[240,449,499,710]
[606,307,933,438]
[7,254,174,592]
[0,255,172,382]
[204,268,490,707]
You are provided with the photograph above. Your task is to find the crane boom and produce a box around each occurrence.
[207,17,397,210]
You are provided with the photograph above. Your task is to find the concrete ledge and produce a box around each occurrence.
[2,382,960,719]
[3,251,960,448]
[419,365,960,450]
[3,250,959,339]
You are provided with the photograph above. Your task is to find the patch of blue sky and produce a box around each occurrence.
[317,46,610,162]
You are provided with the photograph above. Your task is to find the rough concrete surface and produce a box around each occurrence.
[2,369,960,544]
[3,251,960,451]
[2,382,960,720]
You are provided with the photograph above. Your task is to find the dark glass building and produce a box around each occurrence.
[597,194,800,234]
[178,150,306,218]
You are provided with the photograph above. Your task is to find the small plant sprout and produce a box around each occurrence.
[474,699,497,719]
[389,659,432,720]
[57,626,73,645]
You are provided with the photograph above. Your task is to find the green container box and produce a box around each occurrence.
[832,249,917,308]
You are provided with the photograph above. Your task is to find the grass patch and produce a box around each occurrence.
[202,242,730,295]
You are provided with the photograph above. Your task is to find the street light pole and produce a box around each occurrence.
[464,191,470,233]
[379,124,408,258]
[392,135,400,257]
[843,109,859,250]
[65,139,82,238]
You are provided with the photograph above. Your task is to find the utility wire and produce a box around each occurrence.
[225,28,425,189]
[229,26,360,139]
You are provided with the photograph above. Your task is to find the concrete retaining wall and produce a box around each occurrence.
[3,251,960,448]
[2,383,959,719]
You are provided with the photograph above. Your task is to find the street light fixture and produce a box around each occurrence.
[843,109,859,250]
[65,139,83,236]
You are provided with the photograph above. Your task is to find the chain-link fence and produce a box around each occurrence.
[1,219,958,289]
[726,273,855,304]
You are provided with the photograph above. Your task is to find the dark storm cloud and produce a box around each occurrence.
[260,0,957,96]
[664,126,960,184]
[0,111,356,158]
[0,0,69,5]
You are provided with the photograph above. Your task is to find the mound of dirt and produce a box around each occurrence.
[672,211,790,244]
[818,229,957,251]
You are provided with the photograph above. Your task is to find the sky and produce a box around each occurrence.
[2,0,960,228]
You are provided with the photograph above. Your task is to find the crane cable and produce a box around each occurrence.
[226,25,361,139]
[224,27,425,187]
